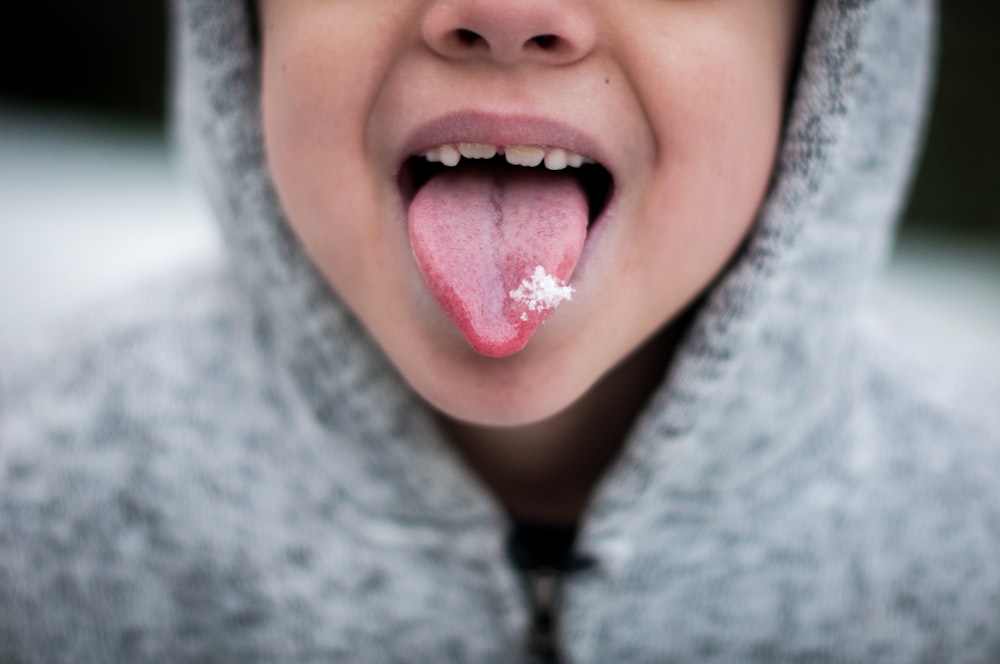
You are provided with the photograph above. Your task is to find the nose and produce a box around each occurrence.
[422,0,596,66]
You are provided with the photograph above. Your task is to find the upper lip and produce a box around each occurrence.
[398,110,613,176]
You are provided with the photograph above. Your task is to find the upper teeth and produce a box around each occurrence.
[424,144,592,170]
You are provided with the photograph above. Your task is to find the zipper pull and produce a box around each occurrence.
[523,567,563,664]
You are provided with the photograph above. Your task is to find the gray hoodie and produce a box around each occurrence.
[2,0,999,662]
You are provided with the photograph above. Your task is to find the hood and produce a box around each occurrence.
[171,0,935,524]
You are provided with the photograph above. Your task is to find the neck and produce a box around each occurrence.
[441,321,682,525]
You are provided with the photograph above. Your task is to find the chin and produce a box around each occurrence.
[400,341,595,428]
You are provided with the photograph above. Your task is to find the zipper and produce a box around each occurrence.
[522,567,564,664]
[506,519,594,664]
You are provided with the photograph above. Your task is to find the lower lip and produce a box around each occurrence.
[573,186,616,284]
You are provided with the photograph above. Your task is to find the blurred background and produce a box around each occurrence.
[0,2,998,367]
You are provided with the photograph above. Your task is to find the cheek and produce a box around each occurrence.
[260,24,386,289]
[639,34,787,281]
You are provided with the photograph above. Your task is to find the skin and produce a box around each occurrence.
[258,0,807,522]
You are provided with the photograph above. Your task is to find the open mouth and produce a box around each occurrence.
[399,139,614,357]
[398,143,614,226]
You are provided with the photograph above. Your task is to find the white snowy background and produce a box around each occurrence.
[1,107,998,371]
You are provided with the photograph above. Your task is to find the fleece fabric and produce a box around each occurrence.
[2,0,1000,661]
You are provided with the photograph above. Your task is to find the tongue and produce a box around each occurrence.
[409,166,588,357]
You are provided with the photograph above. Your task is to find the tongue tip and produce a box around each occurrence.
[462,319,537,358]
[433,265,576,358]
[470,339,528,359]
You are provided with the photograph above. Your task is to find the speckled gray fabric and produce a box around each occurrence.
[2,0,999,662]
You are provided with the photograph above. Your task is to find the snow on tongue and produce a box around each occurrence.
[409,167,587,357]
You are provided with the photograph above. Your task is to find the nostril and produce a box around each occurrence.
[454,29,561,55]
[455,28,483,46]
[530,34,559,50]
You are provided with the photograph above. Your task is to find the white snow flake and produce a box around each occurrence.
[509,266,574,320]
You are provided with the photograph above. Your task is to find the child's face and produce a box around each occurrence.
[259,0,804,426]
